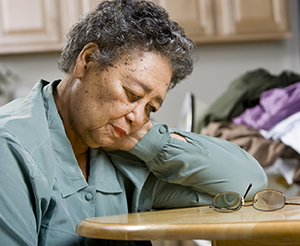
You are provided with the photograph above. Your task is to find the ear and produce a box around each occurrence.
[73,42,99,79]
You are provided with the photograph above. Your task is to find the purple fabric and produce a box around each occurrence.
[232,81,300,130]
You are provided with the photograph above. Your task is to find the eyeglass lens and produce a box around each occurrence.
[213,192,241,212]
[212,188,288,212]
[253,190,285,211]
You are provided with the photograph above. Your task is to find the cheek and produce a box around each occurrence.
[83,95,130,125]
[96,88,132,118]
[73,80,132,125]
[69,92,104,128]
[101,99,132,119]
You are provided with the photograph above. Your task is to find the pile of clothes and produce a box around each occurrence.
[200,68,300,185]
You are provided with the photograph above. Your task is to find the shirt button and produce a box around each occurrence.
[159,126,167,134]
[85,193,93,201]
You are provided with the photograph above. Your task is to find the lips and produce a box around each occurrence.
[112,125,128,138]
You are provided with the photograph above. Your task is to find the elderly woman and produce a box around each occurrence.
[0,0,267,245]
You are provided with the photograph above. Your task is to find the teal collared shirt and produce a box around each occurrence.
[0,80,267,246]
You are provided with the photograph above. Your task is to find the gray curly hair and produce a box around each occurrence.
[58,0,196,89]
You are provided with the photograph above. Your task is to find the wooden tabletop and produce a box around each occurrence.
[76,196,300,243]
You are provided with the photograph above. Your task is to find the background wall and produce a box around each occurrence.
[0,0,299,128]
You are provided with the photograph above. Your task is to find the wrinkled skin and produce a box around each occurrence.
[54,43,186,178]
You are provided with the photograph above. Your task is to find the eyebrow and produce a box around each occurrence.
[155,95,163,106]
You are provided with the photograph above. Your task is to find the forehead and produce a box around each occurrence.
[116,51,172,100]
[120,50,170,67]
[119,51,172,82]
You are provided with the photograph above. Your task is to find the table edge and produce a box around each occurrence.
[76,219,300,241]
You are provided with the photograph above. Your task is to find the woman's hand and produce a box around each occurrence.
[103,121,188,151]
[170,133,188,142]
[103,120,154,151]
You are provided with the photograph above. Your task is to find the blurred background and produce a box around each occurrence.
[0,0,298,128]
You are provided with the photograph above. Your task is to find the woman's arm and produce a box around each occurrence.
[130,124,268,203]
[0,133,38,246]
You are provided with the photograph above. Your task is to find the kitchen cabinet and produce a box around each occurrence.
[153,0,215,41]
[154,0,291,43]
[0,0,62,54]
[0,0,104,54]
[214,0,291,42]
[59,0,104,39]
[0,0,291,55]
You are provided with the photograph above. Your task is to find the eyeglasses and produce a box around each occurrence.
[210,183,300,212]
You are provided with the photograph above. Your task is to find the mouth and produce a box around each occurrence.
[112,125,128,138]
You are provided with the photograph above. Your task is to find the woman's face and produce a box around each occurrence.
[67,50,172,149]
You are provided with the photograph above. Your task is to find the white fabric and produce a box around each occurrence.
[264,158,299,185]
[260,111,300,154]
[193,240,211,246]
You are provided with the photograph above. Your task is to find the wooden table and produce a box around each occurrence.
[76,197,300,246]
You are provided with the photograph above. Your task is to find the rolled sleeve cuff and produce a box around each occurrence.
[129,124,170,162]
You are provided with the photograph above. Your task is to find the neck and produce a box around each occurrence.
[53,75,90,180]
[76,151,90,180]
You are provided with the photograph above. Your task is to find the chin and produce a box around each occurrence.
[91,138,118,150]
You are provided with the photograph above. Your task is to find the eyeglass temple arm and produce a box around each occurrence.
[243,183,253,200]
[285,202,300,206]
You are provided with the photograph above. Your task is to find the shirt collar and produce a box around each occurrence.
[105,150,150,188]
[43,80,122,198]
[89,148,123,193]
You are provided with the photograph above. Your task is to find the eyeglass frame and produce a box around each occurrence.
[210,183,300,213]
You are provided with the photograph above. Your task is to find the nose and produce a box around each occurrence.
[125,104,148,127]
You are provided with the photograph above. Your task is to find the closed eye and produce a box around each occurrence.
[124,87,158,116]
[147,104,157,113]
[125,89,141,102]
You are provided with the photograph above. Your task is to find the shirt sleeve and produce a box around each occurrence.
[0,131,38,246]
[130,123,268,207]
